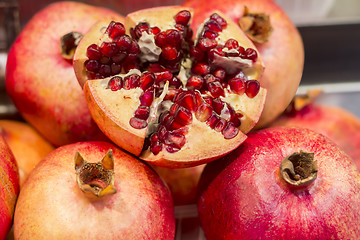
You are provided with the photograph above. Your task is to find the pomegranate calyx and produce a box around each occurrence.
[60,32,83,60]
[238,6,273,44]
[75,149,116,198]
[280,150,317,188]
[285,89,323,114]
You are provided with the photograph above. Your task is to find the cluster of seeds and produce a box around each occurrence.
[85,10,262,155]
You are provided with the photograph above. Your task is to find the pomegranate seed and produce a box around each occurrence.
[222,121,239,139]
[111,51,127,64]
[238,46,246,58]
[123,61,140,73]
[140,89,154,106]
[139,72,155,90]
[114,35,131,52]
[245,48,258,62]
[186,75,204,90]
[108,22,126,39]
[150,26,161,35]
[150,141,162,155]
[99,56,111,65]
[174,10,191,25]
[85,60,100,72]
[226,51,240,57]
[204,74,220,84]
[214,119,227,132]
[162,45,178,61]
[165,89,181,101]
[124,74,140,89]
[212,68,226,81]
[147,63,164,73]
[165,145,180,153]
[154,69,173,85]
[192,62,210,76]
[203,28,219,39]
[101,42,119,57]
[208,81,225,98]
[197,37,218,52]
[134,22,150,39]
[169,76,182,88]
[174,106,193,125]
[134,106,150,120]
[225,39,239,50]
[177,91,197,112]
[155,32,167,47]
[210,13,227,28]
[166,117,184,130]
[87,44,102,60]
[166,29,182,48]
[206,113,220,129]
[190,47,205,62]
[204,19,222,32]
[169,103,180,115]
[212,98,224,115]
[99,65,111,77]
[105,21,116,35]
[196,103,213,122]
[129,41,141,54]
[230,112,242,127]
[186,28,193,41]
[107,76,122,91]
[157,125,168,140]
[159,112,171,124]
[229,77,246,95]
[150,132,159,142]
[129,117,147,129]
[164,131,186,149]
[208,47,225,61]
[245,80,260,98]
[203,96,213,106]
[175,24,187,37]
[110,63,121,75]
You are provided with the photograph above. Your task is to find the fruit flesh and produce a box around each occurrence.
[75,6,266,167]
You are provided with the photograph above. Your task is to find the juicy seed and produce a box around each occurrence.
[197,37,218,52]
[150,26,161,35]
[214,119,227,132]
[212,68,226,81]
[155,32,167,47]
[229,77,246,95]
[204,19,222,32]
[177,91,198,112]
[111,51,126,64]
[195,103,213,122]
[191,62,211,76]
[245,80,260,98]
[101,42,119,57]
[85,60,100,72]
[140,72,155,90]
[206,113,220,129]
[123,74,140,89]
[186,75,204,90]
[162,45,178,60]
[114,35,132,52]
[212,98,224,115]
[222,121,239,139]
[134,106,150,120]
[174,10,191,25]
[173,106,193,126]
[129,41,141,54]
[210,13,227,28]
[129,117,148,129]
[108,22,126,39]
[165,29,182,48]
[208,81,225,98]
[99,65,111,77]
[134,22,150,39]
[190,47,205,62]
[164,131,186,149]
[86,44,102,60]
[203,28,219,39]
[140,89,154,107]
[107,76,123,91]
[224,38,239,50]
[245,48,258,62]
[110,63,121,75]
[150,141,163,155]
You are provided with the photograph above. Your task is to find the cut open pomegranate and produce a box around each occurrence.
[74,6,266,167]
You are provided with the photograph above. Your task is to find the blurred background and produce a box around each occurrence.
[1,0,360,116]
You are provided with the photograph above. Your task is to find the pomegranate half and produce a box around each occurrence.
[14,141,175,239]
[73,6,267,167]
[0,135,19,240]
[5,1,123,146]
[183,0,304,128]
[198,127,360,239]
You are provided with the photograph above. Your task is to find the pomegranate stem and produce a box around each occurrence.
[60,32,83,60]
[74,149,116,198]
[280,150,317,188]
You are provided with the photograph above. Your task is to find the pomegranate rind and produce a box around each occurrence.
[74,19,124,88]
[84,78,146,156]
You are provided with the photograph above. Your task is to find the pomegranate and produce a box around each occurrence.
[151,164,205,205]
[5,1,124,146]
[0,120,54,187]
[183,0,304,128]
[73,6,267,167]
[198,127,360,239]
[13,141,175,239]
[0,135,19,240]
[269,97,360,167]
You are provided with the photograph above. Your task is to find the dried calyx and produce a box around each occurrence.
[60,32,83,60]
[75,149,116,198]
[280,150,318,188]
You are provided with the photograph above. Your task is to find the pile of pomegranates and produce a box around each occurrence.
[74,6,267,167]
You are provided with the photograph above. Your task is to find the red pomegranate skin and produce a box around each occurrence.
[198,127,360,240]
[14,141,175,240]
[182,0,304,128]
[5,1,124,146]
[0,136,19,240]
[269,103,360,167]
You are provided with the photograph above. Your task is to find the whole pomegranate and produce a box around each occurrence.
[198,127,360,239]
[73,6,267,167]
[269,101,360,167]
[0,135,19,240]
[14,141,175,239]
[151,164,205,205]
[182,0,304,128]
[0,120,54,187]
[5,1,124,146]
